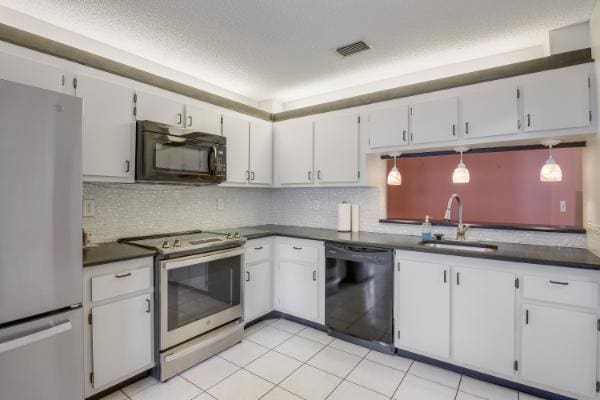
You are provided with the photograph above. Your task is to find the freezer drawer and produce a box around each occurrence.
[0,308,83,400]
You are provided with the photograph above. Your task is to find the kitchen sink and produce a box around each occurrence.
[419,240,498,253]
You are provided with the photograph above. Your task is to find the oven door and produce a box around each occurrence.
[137,128,226,184]
[160,247,243,350]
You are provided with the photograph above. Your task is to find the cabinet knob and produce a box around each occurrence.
[124,160,130,173]
[145,298,151,313]
[177,113,182,125]
[187,115,193,127]
[245,271,251,282]
[312,270,317,281]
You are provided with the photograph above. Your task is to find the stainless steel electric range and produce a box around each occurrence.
[121,230,246,381]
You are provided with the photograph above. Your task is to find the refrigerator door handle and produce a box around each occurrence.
[0,320,72,354]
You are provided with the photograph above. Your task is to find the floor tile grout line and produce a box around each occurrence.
[390,359,413,400]
[323,343,370,400]
[454,375,464,400]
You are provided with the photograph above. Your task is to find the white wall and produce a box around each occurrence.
[585,4,600,255]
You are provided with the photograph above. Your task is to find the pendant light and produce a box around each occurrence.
[540,139,562,182]
[387,152,402,185]
[452,147,470,184]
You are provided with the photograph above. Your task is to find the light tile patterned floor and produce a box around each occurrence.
[100,319,547,400]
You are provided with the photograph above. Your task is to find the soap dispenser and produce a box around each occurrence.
[421,216,432,240]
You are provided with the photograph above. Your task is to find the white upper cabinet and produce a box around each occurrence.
[222,114,250,184]
[0,51,68,94]
[521,304,598,398]
[76,74,136,180]
[410,97,458,144]
[461,85,520,138]
[184,103,222,135]
[452,266,516,376]
[522,70,591,132]
[135,91,185,126]
[275,120,314,185]
[368,104,409,148]
[249,121,273,185]
[314,114,359,184]
[396,259,450,358]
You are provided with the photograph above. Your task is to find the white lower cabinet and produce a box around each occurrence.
[452,266,516,376]
[395,250,600,400]
[91,293,153,388]
[243,239,273,322]
[83,257,154,397]
[521,304,598,398]
[274,238,325,324]
[395,259,450,358]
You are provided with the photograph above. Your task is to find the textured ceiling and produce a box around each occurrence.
[0,0,595,103]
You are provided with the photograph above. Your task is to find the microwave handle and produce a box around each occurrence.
[209,145,218,174]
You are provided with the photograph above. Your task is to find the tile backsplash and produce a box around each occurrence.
[84,183,586,248]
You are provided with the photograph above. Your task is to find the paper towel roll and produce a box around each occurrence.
[337,202,351,232]
[351,204,360,232]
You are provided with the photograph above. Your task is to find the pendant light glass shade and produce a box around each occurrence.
[452,148,470,184]
[540,140,562,182]
[387,153,402,185]
[540,156,563,182]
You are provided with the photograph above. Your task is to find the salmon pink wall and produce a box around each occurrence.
[386,148,583,228]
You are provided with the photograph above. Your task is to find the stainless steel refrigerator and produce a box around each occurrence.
[0,80,84,400]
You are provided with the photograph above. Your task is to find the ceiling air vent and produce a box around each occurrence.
[336,41,371,57]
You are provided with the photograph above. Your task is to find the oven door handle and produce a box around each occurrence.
[163,247,245,271]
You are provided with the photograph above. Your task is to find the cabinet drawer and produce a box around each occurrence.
[523,275,598,308]
[92,266,151,302]
[278,243,319,264]
[245,242,271,264]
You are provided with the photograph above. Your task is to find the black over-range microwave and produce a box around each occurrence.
[136,120,226,184]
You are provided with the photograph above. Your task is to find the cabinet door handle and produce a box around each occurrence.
[443,270,447,284]
[293,246,302,250]
[251,171,255,181]
[245,271,250,282]
[145,299,151,313]
[124,160,130,173]
[177,113,182,125]
[402,130,406,142]
[187,115,192,127]
[525,309,529,324]
[308,171,312,181]
[456,272,460,286]
[527,113,531,127]
[254,246,263,250]
[465,122,469,135]
[246,170,250,181]
[312,270,317,281]
[549,280,569,286]
[115,272,132,278]
[317,170,322,180]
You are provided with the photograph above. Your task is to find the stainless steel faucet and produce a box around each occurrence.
[444,193,470,240]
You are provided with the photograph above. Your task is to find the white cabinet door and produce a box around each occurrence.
[222,114,250,184]
[249,121,272,185]
[410,97,458,144]
[136,91,185,126]
[368,104,409,148]
[314,114,359,184]
[185,104,222,135]
[521,304,597,398]
[396,259,450,358]
[462,86,519,138]
[244,261,272,322]
[0,51,67,93]
[76,74,135,179]
[277,261,319,322]
[522,71,590,132]
[91,294,152,389]
[452,266,515,375]
[275,120,314,185]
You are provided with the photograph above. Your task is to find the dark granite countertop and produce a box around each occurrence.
[215,225,600,271]
[83,242,157,267]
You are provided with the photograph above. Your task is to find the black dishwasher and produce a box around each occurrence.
[324,242,394,353]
